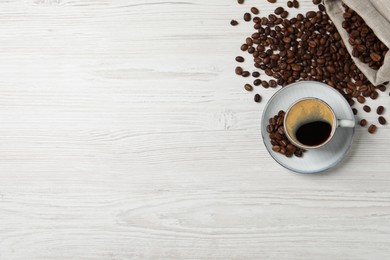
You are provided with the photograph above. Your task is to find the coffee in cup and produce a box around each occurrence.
[284,98,355,149]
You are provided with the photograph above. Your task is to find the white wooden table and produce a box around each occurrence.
[1,0,390,259]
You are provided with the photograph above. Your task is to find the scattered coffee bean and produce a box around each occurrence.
[254,93,261,103]
[368,124,377,134]
[244,13,251,22]
[235,56,244,62]
[251,7,259,15]
[306,11,316,18]
[377,84,387,92]
[357,96,366,104]
[261,81,269,88]
[293,0,299,8]
[246,37,253,46]
[363,105,371,112]
[313,0,321,4]
[377,106,384,115]
[252,71,260,78]
[275,7,284,15]
[360,119,367,127]
[240,44,248,51]
[254,79,261,86]
[370,91,379,99]
[230,20,239,26]
[237,0,244,4]
[269,80,277,88]
[287,1,293,8]
[245,84,253,91]
[281,11,289,18]
[267,0,277,3]
[378,116,386,125]
[235,66,243,75]
[352,108,358,115]
[242,71,250,77]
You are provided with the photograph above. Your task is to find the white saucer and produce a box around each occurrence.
[261,81,355,174]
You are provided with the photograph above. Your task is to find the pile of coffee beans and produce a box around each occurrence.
[267,110,305,158]
[231,0,388,137]
[342,4,389,70]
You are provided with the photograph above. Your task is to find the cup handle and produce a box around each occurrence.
[337,119,355,128]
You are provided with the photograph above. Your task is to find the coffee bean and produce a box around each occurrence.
[251,7,259,15]
[240,44,248,51]
[376,106,384,115]
[326,66,336,73]
[377,85,387,92]
[237,0,244,4]
[370,52,381,62]
[378,116,386,125]
[235,56,244,62]
[277,116,283,126]
[253,17,260,24]
[313,0,321,4]
[244,84,253,91]
[235,66,243,75]
[293,0,299,8]
[254,94,261,103]
[269,80,277,88]
[267,0,276,3]
[306,11,316,18]
[357,96,366,104]
[272,145,281,152]
[261,81,269,88]
[254,79,261,86]
[244,13,251,22]
[360,119,367,127]
[352,108,358,115]
[281,11,289,18]
[275,7,284,15]
[246,37,253,46]
[294,149,303,157]
[252,71,260,78]
[280,140,288,147]
[287,1,293,8]
[291,64,302,72]
[242,71,250,77]
[363,105,371,112]
[285,144,295,152]
[230,20,238,26]
[370,91,379,99]
[278,126,285,135]
[368,124,377,134]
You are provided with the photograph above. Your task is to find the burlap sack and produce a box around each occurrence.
[324,0,390,85]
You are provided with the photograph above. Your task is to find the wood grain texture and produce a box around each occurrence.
[0,0,389,259]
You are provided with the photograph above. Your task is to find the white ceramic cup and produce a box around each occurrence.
[283,97,355,150]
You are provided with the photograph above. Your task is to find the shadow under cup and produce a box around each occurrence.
[284,98,336,149]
